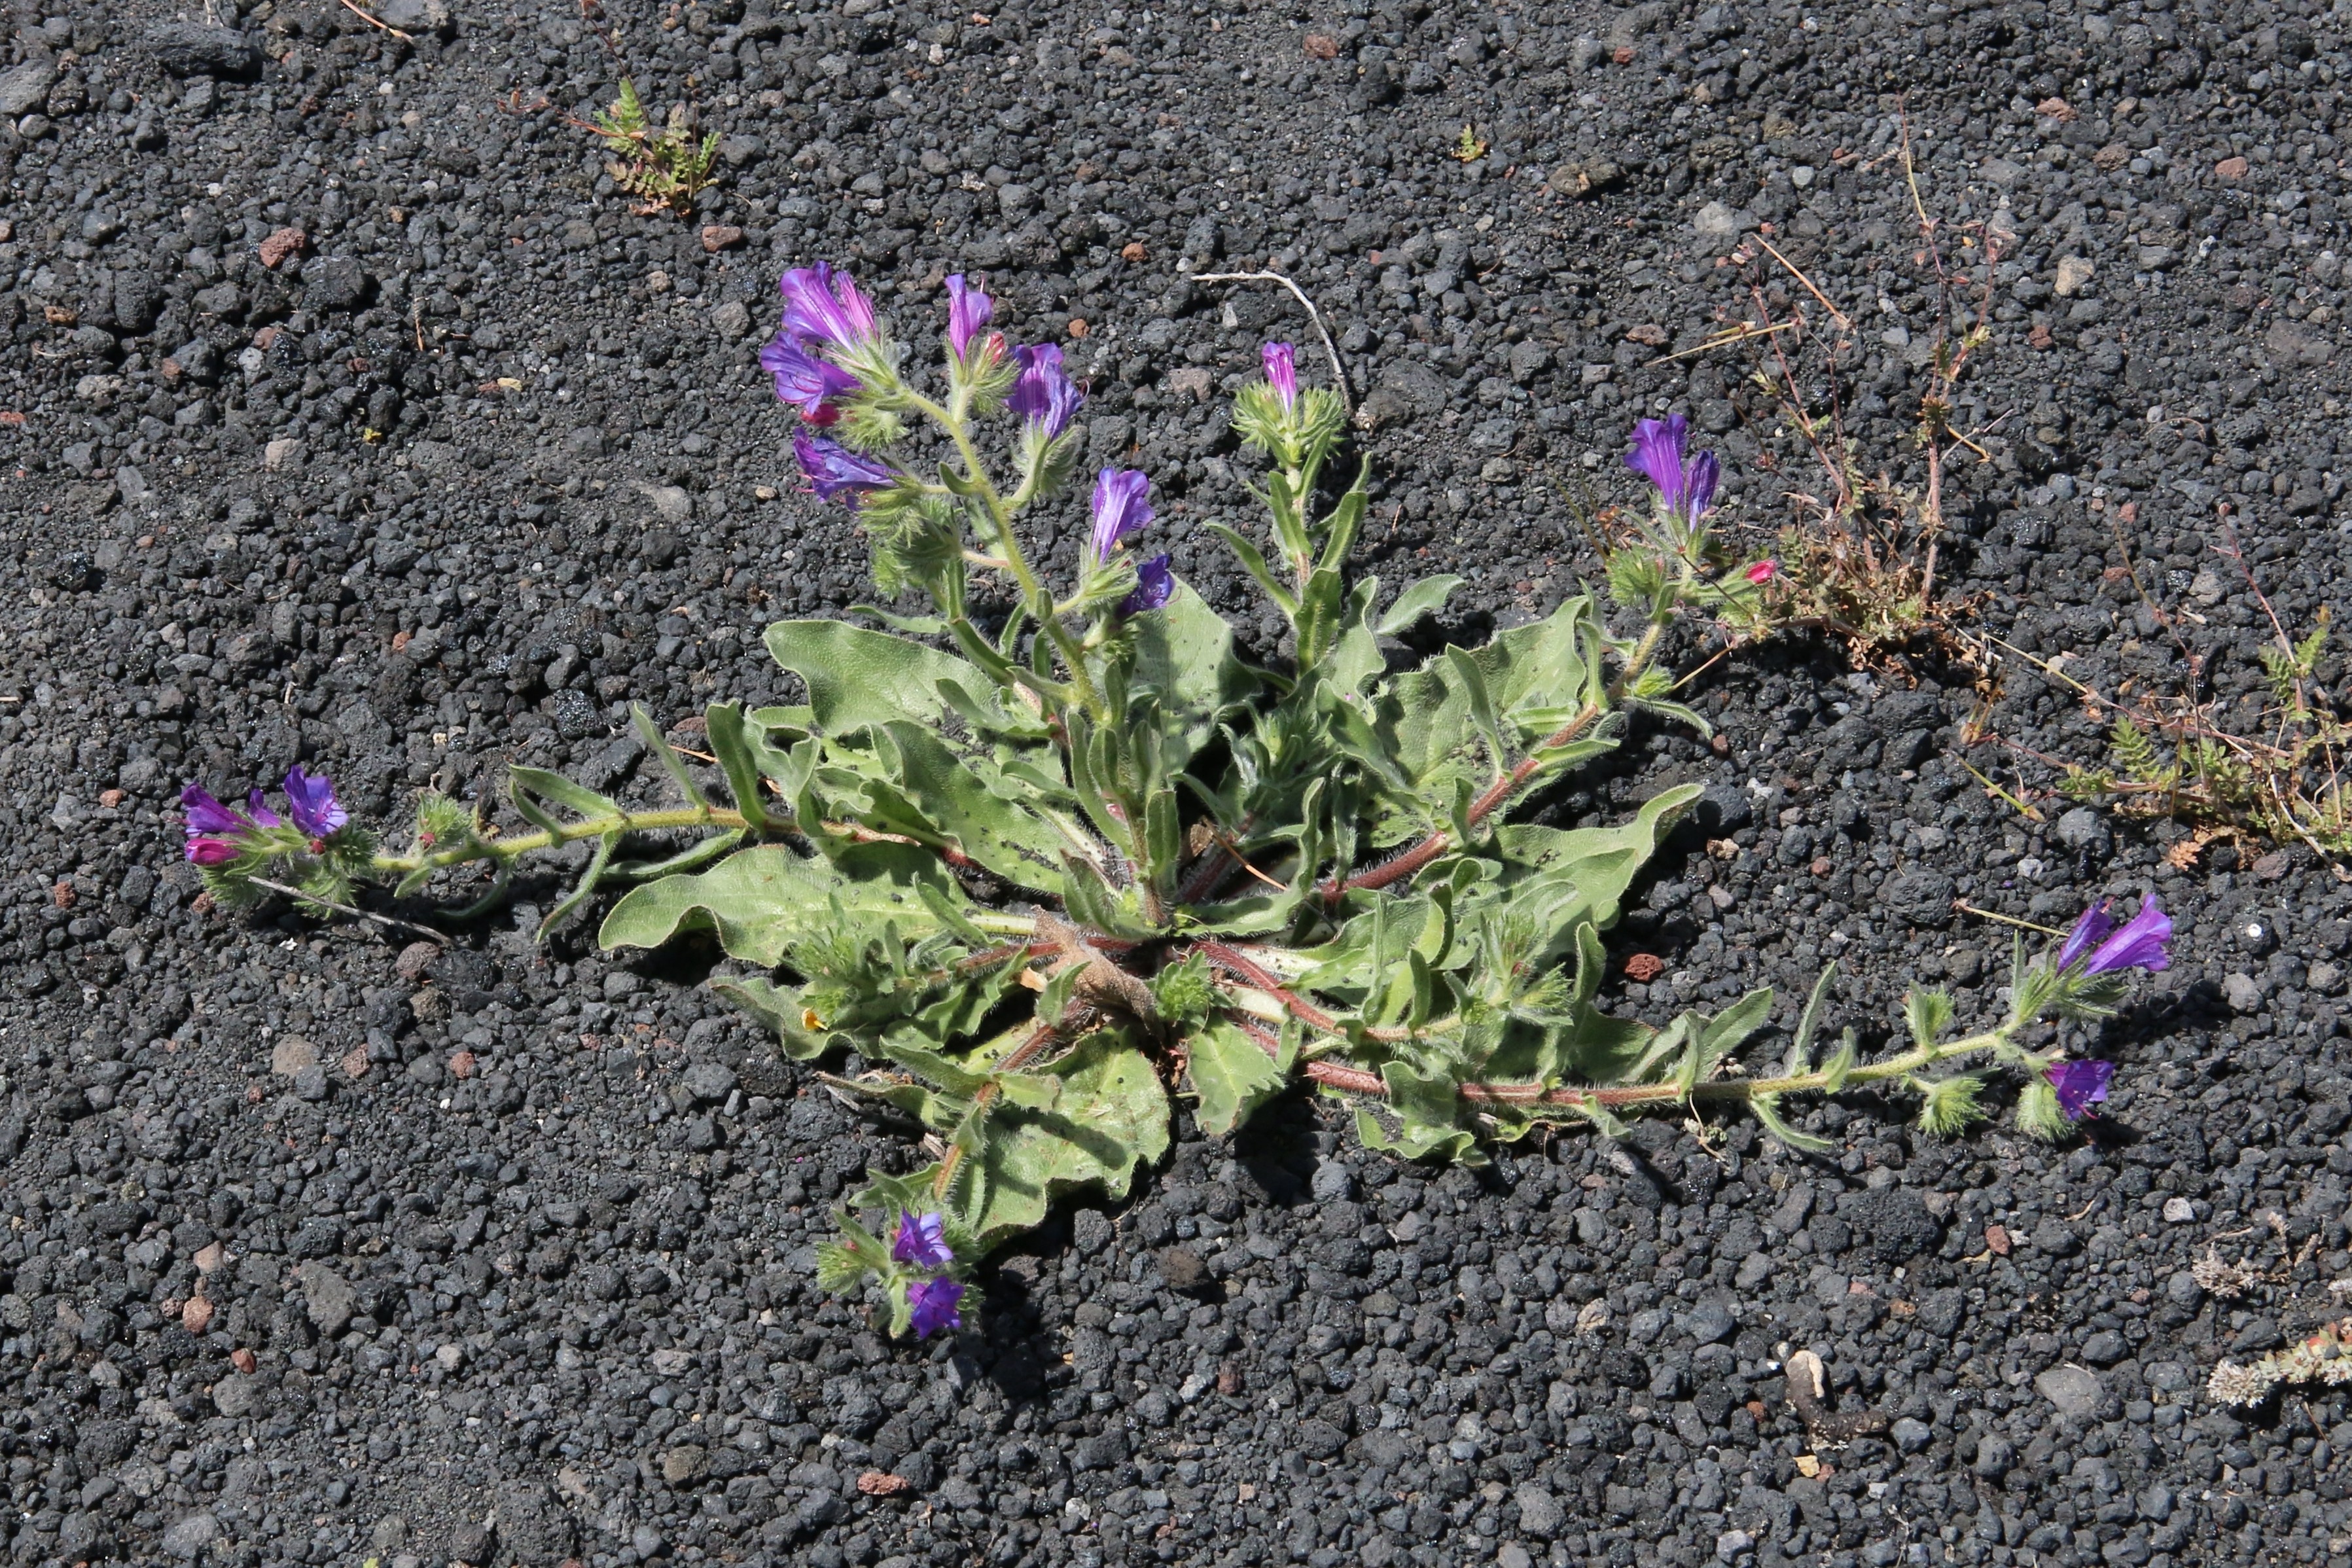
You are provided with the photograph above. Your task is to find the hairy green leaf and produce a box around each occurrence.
[597,842,956,965]
[765,619,997,736]
[1186,1019,1294,1136]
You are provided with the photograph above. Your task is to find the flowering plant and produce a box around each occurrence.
[181,264,2175,1335]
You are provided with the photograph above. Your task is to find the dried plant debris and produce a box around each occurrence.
[2209,1319,2352,1408]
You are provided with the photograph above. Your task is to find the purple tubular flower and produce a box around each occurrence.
[2056,900,2116,971]
[945,274,993,357]
[283,767,348,840]
[908,1276,965,1338]
[1121,552,1176,616]
[181,783,242,839]
[776,262,876,351]
[1624,414,1722,523]
[793,431,898,506]
[1088,467,1154,565]
[892,1212,954,1272]
[245,790,283,829]
[2045,1060,2116,1120]
[1262,341,1298,412]
[759,330,860,423]
[2083,896,2172,976]
[1007,344,1083,438]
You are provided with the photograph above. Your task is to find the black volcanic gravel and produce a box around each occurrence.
[5,1,2352,1567]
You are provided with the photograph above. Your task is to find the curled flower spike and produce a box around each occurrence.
[776,262,877,351]
[1007,344,1083,438]
[1122,552,1176,616]
[1626,414,1720,524]
[760,331,860,423]
[2082,895,2171,975]
[794,431,897,506]
[891,1211,953,1272]
[908,1276,965,1338]
[944,274,993,358]
[283,766,348,840]
[1262,342,1298,412]
[1088,467,1154,566]
[2045,1059,2115,1120]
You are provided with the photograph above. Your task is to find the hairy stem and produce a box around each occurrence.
[372,805,752,880]
[904,389,1105,722]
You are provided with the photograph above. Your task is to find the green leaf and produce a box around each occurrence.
[508,766,621,834]
[1375,575,1464,636]
[1352,1060,1482,1163]
[1751,1091,1836,1154]
[764,618,992,735]
[1445,645,1509,779]
[1820,1029,1858,1092]
[942,1030,1172,1249]
[597,842,956,966]
[1206,522,1297,615]
[1785,964,1838,1076]
[1122,582,1255,770]
[1471,783,1705,968]
[1186,1019,1294,1136]
[703,702,772,832]
[633,704,711,808]
[1368,596,1608,842]
[1905,988,1955,1051]
[863,721,1071,894]
[541,829,622,936]
[710,975,834,1060]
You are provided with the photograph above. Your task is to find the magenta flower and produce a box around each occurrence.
[776,262,876,351]
[187,836,244,867]
[1007,344,1083,438]
[283,767,348,840]
[760,331,859,423]
[793,431,897,506]
[944,274,993,357]
[1745,560,1777,585]
[1625,414,1720,524]
[891,1211,953,1272]
[2082,896,2171,976]
[1088,467,1154,565]
[2045,1060,2114,1120]
[908,1276,965,1338]
[1262,342,1298,412]
[1122,552,1176,616]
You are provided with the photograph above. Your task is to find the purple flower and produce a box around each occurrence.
[776,262,876,351]
[2082,896,2171,976]
[245,790,283,829]
[1088,467,1154,565]
[945,274,993,357]
[283,767,348,840]
[760,330,860,423]
[2056,900,2116,971]
[793,431,897,506]
[1262,341,1298,412]
[1121,552,1176,616]
[891,1211,953,1272]
[908,1276,965,1338]
[1625,414,1721,524]
[2045,1060,2115,1120]
[181,783,242,840]
[1007,344,1083,438]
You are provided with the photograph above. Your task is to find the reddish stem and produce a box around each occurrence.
[1318,700,1603,905]
[1197,940,1343,1034]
